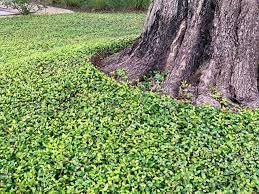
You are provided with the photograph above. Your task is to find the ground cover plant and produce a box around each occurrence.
[0,13,258,193]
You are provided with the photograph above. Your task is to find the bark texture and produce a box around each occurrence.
[101,0,259,108]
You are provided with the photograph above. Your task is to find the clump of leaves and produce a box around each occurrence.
[115,68,127,82]
[137,71,166,92]
[178,80,192,101]
[210,86,239,110]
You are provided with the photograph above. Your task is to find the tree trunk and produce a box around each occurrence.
[101,0,259,108]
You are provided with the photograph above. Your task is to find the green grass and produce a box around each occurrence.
[0,13,258,193]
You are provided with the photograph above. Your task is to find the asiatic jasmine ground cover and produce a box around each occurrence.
[0,13,258,193]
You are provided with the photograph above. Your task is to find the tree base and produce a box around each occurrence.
[97,0,259,109]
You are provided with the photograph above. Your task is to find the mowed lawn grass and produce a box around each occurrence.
[0,13,258,193]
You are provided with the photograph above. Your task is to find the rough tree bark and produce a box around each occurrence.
[101,0,259,108]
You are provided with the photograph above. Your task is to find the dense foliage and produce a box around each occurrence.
[51,0,150,10]
[0,13,258,193]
